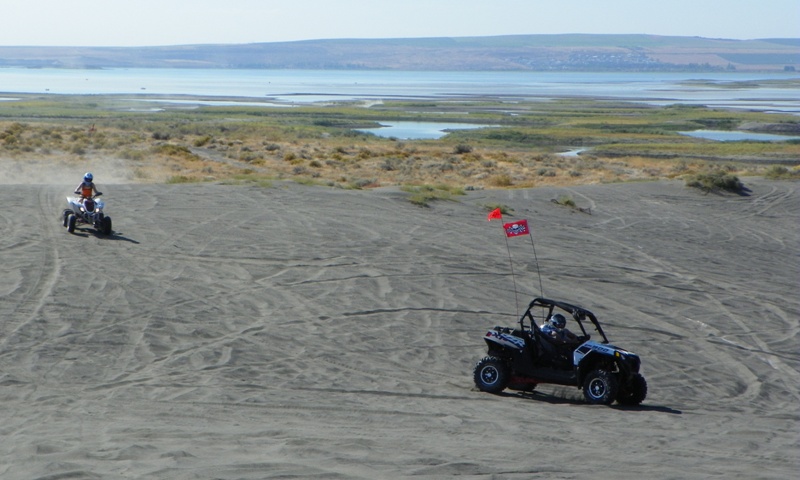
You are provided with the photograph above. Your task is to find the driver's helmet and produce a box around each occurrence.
[549,313,566,329]
[83,172,93,183]
[83,198,95,212]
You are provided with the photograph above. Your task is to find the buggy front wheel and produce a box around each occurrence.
[582,369,618,405]
[616,373,647,406]
[473,356,510,394]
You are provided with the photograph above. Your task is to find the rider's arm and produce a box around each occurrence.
[546,328,562,342]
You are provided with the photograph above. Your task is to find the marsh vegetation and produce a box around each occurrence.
[1,95,798,191]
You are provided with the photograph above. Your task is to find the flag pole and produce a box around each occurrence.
[503,222,521,318]
[488,208,520,317]
[488,209,544,321]
[528,231,545,299]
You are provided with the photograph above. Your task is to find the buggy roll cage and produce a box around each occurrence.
[520,297,610,344]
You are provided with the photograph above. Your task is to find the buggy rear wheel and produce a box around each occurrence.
[582,369,618,405]
[473,356,510,394]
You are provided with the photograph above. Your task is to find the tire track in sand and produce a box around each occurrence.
[0,186,63,354]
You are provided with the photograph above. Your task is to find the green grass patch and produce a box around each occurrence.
[763,165,800,180]
[165,175,202,184]
[593,140,800,162]
[152,144,199,159]
[483,203,513,215]
[223,172,275,187]
[401,184,464,207]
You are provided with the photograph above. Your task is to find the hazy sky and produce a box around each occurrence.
[4,0,799,47]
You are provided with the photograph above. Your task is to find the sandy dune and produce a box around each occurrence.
[0,178,797,479]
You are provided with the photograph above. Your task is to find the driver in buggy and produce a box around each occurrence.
[539,313,586,366]
[541,313,582,346]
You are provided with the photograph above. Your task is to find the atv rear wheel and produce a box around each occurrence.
[473,356,510,394]
[583,369,618,405]
[66,214,76,233]
[616,373,647,406]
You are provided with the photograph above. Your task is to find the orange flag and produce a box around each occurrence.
[487,208,502,221]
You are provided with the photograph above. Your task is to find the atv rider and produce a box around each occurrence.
[74,172,102,199]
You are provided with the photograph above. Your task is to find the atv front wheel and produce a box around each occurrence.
[583,369,618,405]
[616,373,647,406]
[66,214,76,234]
[100,216,112,235]
[473,356,510,394]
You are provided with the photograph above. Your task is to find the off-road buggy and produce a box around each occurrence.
[473,297,647,405]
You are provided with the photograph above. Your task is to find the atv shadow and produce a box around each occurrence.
[70,226,140,244]
[101,230,140,244]
[66,228,92,238]
[503,390,682,414]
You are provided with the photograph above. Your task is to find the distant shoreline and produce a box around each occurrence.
[0,69,797,115]
[1,34,798,72]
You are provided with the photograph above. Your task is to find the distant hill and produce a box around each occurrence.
[0,34,798,72]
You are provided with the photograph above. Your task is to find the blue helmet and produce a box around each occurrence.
[83,172,93,183]
[549,313,566,329]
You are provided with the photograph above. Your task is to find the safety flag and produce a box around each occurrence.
[487,208,503,221]
[503,219,529,237]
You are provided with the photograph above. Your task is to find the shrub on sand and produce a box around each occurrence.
[685,171,744,193]
[489,174,513,187]
[554,195,576,207]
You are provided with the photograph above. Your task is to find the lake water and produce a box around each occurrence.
[679,130,800,142]
[0,68,798,114]
[356,121,498,140]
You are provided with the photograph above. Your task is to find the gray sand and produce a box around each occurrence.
[0,179,797,479]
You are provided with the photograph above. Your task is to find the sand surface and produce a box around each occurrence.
[0,178,797,479]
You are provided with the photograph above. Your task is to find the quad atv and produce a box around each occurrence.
[63,194,112,235]
[473,297,647,406]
